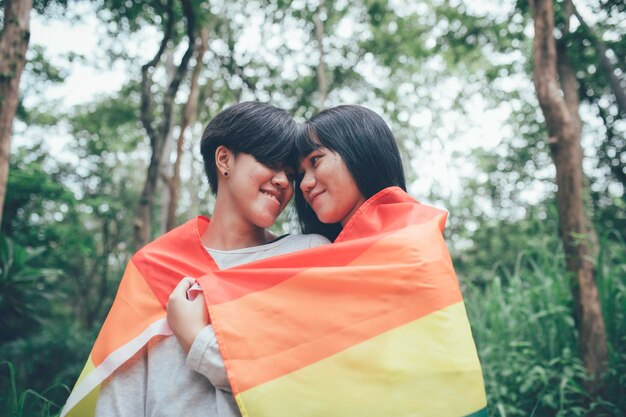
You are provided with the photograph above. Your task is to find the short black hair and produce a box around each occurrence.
[295,105,407,241]
[200,102,297,194]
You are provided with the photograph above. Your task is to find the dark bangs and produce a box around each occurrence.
[233,109,298,169]
[201,102,298,194]
[294,123,322,162]
[294,122,343,241]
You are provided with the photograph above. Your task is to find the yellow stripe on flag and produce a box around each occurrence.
[236,302,486,417]
[63,356,98,417]
[64,362,100,417]
[73,356,95,387]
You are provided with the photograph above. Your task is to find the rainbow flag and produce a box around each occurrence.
[198,187,487,417]
[61,217,219,417]
[62,186,487,417]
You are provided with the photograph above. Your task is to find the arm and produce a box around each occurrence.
[167,277,232,392]
[186,324,232,391]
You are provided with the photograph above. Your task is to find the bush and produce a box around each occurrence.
[464,234,626,416]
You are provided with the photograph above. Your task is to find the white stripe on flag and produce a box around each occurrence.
[60,318,172,417]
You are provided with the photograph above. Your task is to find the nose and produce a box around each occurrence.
[271,170,289,190]
[300,169,315,192]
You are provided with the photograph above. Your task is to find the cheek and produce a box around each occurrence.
[332,171,361,207]
[249,165,268,181]
[316,162,336,187]
[330,162,354,192]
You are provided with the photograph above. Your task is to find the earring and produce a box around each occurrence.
[223,171,229,177]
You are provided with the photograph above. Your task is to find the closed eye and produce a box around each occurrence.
[310,155,322,167]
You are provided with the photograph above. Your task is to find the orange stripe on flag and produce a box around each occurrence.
[198,237,380,305]
[335,187,446,241]
[91,261,165,366]
[208,218,462,394]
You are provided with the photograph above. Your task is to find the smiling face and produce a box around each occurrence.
[221,151,294,228]
[298,147,366,226]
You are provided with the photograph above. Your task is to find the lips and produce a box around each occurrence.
[307,189,325,206]
[261,189,282,206]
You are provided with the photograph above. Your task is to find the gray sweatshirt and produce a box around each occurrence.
[95,233,329,417]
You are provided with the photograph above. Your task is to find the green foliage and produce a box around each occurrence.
[0,322,97,411]
[24,46,66,84]
[31,0,71,16]
[17,45,68,126]
[0,361,64,417]
[450,203,560,283]
[97,0,172,33]
[596,231,626,369]
[464,234,626,416]
[0,235,59,343]
[2,144,75,238]
[2,91,144,412]
[69,82,144,156]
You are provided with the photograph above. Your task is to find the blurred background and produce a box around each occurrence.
[0,0,624,415]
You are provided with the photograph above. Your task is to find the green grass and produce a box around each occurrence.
[0,361,66,417]
[463,233,626,416]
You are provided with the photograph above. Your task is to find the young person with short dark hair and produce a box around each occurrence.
[93,102,329,417]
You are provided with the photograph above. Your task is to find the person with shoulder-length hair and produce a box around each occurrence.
[170,104,488,417]
[294,104,407,241]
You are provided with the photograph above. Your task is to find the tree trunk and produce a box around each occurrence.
[556,25,600,259]
[0,0,33,226]
[313,0,328,111]
[134,0,197,250]
[529,0,608,390]
[164,27,208,231]
[159,49,177,235]
[188,143,203,218]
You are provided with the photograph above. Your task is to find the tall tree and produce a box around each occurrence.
[134,0,197,249]
[162,27,208,231]
[0,0,33,225]
[529,0,608,388]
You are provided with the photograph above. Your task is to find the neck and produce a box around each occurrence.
[201,195,273,251]
[340,195,367,227]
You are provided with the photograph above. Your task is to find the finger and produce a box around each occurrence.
[170,277,196,299]
[176,276,197,292]
[191,292,206,306]
[192,294,210,323]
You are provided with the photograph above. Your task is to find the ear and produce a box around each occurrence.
[215,145,233,176]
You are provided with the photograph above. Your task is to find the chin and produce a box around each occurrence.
[248,202,282,228]
[317,211,341,225]
[253,214,279,229]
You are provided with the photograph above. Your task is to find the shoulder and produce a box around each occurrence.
[133,218,198,257]
[282,233,331,250]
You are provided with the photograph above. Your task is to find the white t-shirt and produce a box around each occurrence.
[95,233,329,417]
